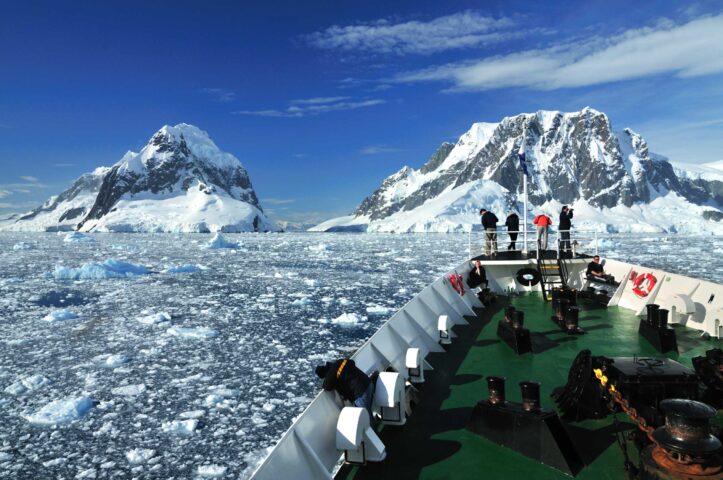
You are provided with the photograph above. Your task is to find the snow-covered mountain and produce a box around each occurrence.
[3,124,278,232]
[312,108,723,233]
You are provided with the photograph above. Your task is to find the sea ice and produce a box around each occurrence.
[366,305,393,315]
[179,409,205,419]
[331,313,366,325]
[165,264,204,273]
[12,242,35,250]
[95,354,130,368]
[43,309,80,321]
[111,384,146,396]
[125,448,156,464]
[161,418,199,435]
[53,259,151,280]
[4,374,50,395]
[24,396,94,425]
[137,312,171,325]
[197,465,228,477]
[203,233,240,249]
[63,231,96,243]
[167,326,218,339]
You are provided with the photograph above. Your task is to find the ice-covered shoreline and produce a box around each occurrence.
[0,231,720,478]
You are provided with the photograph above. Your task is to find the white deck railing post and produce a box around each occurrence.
[594,229,598,257]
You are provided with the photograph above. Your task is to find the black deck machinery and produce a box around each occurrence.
[551,349,722,479]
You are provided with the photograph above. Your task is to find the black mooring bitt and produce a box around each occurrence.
[638,318,678,353]
[467,401,583,476]
[497,319,532,355]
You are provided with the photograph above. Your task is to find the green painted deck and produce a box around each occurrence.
[337,293,721,480]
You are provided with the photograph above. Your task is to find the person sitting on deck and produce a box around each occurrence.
[316,358,375,420]
[467,260,488,289]
[533,212,552,251]
[586,255,615,283]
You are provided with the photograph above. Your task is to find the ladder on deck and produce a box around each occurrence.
[537,254,569,301]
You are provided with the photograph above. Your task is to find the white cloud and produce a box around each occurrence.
[306,11,523,55]
[233,98,385,118]
[0,189,11,198]
[290,96,349,105]
[359,145,402,155]
[200,88,237,102]
[20,176,39,182]
[394,14,723,91]
[262,198,296,205]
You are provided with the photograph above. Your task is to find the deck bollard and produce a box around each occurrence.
[657,309,669,329]
[487,376,506,405]
[520,381,541,412]
[646,304,660,325]
[512,310,525,329]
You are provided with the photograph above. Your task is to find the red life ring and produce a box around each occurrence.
[457,273,465,295]
[449,274,462,294]
[632,273,656,298]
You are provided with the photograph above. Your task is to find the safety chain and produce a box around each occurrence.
[593,368,656,443]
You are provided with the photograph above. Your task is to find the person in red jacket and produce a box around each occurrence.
[533,213,552,251]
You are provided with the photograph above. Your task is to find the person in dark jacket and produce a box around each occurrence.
[316,358,374,419]
[467,260,487,289]
[505,211,520,250]
[479,208,498,256]
[558,206,573,254]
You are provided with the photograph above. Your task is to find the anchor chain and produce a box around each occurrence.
[593,368,656,443]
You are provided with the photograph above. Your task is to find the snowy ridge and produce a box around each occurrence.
[3,124,278,233]
[312,107,723,233]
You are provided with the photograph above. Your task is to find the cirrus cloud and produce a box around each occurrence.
[305,11,528,55]
[393,14,723,91]
[233,97,385,118]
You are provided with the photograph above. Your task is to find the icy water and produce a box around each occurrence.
[0,232,721,479]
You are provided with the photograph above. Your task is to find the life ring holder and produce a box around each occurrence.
[632,273,657,298]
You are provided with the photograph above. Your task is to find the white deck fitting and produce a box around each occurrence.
[251,256,722,480]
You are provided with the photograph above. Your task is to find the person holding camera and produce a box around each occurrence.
[559,206,574,254]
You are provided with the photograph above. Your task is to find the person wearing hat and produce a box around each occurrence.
[479,208,499,256]
[559,206,574,254]
[315,358,374,419]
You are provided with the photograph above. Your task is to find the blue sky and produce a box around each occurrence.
[2,0,723,223]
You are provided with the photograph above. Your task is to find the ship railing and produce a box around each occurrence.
[467,228,604,260]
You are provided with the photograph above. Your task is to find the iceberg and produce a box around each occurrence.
[24,396,94,425]
[165,264,204,273]
[43,309,80,321]
[63,232,96,243]
[12,242,35,250]
[167,326,218,339]
[53,259,152,280]
[203,233,240,249]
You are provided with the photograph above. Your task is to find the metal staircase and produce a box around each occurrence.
[537,251,570,301]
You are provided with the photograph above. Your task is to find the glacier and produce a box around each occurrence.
[0,231,720,478]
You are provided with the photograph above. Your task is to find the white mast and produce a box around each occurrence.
[518,124,529,254]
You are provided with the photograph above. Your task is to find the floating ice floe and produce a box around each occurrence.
[4,374,51,395]
[203,233,240,250]
[165,264,204,273]
[75,468,97,479]
[94,354,130,368]
[53,259,151,280]
[197,465,228,477]
[161,418,199,435]
[12,242,35,250]
[366,305,393,315]
[167,326,218,339]
[0,452,13,461]
[43,309,80,322]
[179,409,205,419]
[24,396,94,425]
[137,312,171,325]
[329,313,366,325]
[63,232,96,243]
[111,384,146,396]
[125,448,156,464]
[307,243,329,253]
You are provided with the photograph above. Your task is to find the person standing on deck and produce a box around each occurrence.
[505,211,520,250]
[479,208,499,256]
[559,206,574,254]
[533,212,552,251]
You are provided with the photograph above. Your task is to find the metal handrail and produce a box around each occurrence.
[468,227,603,259]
